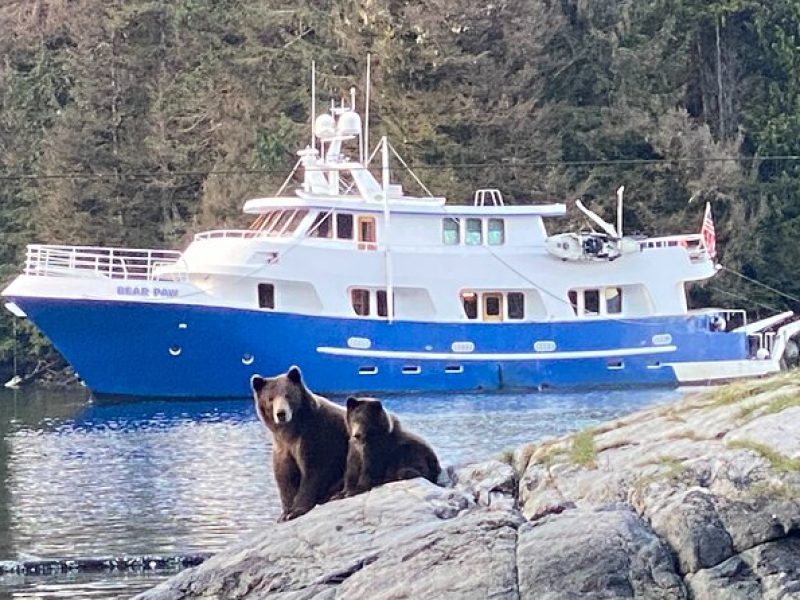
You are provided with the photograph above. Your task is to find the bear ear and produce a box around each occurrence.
[346,396,360,411]
[369,398,383,411]
[250,375,266,393]
[287,365,302,385]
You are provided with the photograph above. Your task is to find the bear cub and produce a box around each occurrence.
[336,396,441,498]
[251,366,348,521]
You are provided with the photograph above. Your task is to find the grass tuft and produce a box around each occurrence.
[737,390,800,422]
[727,439,800,473]
[569,430,597,468]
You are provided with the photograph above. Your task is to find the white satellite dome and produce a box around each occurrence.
[314,114,336,139]
[337,111,362,136]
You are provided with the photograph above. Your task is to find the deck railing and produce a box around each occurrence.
[193,230,269,241]
[639,234,707,260]
[25,244,185,281]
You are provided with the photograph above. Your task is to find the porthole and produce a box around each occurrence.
[445,365,464,374]
[607,360,624,370]
[402,366,421,375]
[358,366,378,375]
[652,334,672,346]
[347,337,372,350]
[451,341,475,353]
[178,323,188,329]
[242,354,254,365]
[168,345,182,357]
[533,340,557,352]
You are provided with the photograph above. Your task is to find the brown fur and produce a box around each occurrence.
[251,366,348,520]
[335,396,441,498]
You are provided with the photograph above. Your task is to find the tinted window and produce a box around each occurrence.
[337,213,354,239]
[443,218,460,245]
[376,290,388,317]
[258,283,275,309]
[488,219,505,245]
[605,287,622,314]
[485,295,501,316]
[584,290,600,315]
[508,292,524,319]
[465,218,482,246]
[461,292,478,319]
[351,289,370,316]
[309,212,332,238]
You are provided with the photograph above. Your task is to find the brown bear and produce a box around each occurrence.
[251,366,348,521]
[335,396,441,498]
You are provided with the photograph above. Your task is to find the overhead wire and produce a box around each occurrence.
[4,154,800,181]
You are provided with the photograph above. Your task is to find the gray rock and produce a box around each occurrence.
[687,536,800,600]
[139,479,500,600]
[516,506,686,599]
[338,511,521,599]
[685,555,761,600]
[648,488,735,574]
[451,459,517,510]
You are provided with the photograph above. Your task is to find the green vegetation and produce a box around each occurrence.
[569,430,597,468]
[727,439,800,473]
[709,372,800,408]
[737,389,800,421]
[4,1,800,375]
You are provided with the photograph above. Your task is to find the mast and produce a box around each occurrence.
[311,61,316,150]
[365,54,371,165]
[381,136,394,323]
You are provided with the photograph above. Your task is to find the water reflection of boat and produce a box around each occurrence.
[3,62,800,398]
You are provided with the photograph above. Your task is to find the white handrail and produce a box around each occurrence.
[24,244,185,281]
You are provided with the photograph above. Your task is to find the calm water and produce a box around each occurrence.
[0,385,689,599]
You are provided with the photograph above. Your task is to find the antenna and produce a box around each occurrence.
[310,61,316,150]
[365,54,371,165]
[616,186,625,238]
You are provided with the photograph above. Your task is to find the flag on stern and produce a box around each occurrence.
[701,202,716,258]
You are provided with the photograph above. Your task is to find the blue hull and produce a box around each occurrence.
[9,297,748,398]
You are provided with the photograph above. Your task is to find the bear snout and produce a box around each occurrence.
[273,402,293,425]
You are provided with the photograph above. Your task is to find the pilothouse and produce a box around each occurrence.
[4,59,800,398]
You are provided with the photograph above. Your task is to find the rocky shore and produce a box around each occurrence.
[137,375,800,599]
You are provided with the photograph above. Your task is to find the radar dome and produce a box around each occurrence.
[337,111,362,136]
[315,114,336,139]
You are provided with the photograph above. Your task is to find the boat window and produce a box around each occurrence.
[568,290,579,315]
[465,218,482,246]
[584,290,600,315]
[308,211,332,238]
[281,209,309,236]
[258,283,275,309]
[270,211,292,235]
[337,213,354,239]
[488,219,505,245]
[357,216,377,250]
[351,289,370,316]
[442,218,460,245]
[483,293,503,322]
[376,290,388,317]
[461,291,478,319]
[261,211,282,233]
[605,287,622,314]
[507,292,525,319]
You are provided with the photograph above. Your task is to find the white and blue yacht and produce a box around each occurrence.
[4,73,800,398]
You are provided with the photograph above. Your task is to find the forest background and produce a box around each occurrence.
[2,0,800,379]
